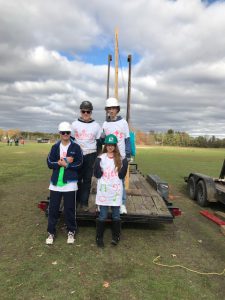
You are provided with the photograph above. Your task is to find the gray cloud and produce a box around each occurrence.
[0,0,225,138]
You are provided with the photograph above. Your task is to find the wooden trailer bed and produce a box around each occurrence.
[76,170,174,223]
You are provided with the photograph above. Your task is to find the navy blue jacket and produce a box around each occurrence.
[47,140,83,185]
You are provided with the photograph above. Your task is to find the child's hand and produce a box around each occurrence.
[58,158,67,167]
[66,156,73,163]
[58,159,63,166]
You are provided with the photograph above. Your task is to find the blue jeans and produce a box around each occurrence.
[99,206,121,221]
[122,179,126,205]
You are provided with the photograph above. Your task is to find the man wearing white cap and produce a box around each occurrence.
[46,122,83,245]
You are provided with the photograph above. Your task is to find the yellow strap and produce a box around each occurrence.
[153,256,225,276]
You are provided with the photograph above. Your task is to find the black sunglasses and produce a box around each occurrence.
[81,110,91,114]
[60,131,71,135]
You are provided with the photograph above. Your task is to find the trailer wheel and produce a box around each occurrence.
[196,180,208,207]
[187,176,196,200]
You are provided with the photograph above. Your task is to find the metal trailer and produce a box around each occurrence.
[184,159,225,207]
[38,163,181,224]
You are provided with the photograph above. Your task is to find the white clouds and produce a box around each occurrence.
[0,0,101,51]
[0,0,225,137]
[28,47,62,67]
[134,76,158,90]
[20,106,63,117]
[12,80,73,94]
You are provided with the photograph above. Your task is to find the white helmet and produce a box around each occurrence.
[58,122,71,132]
[105,97,119,108]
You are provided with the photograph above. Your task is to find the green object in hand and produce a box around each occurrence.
[57,167,66,186]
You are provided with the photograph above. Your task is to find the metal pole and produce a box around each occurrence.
[125,54,132,191]
[115,28,119,100]
[106,54,112,99]
[126,54,132,126]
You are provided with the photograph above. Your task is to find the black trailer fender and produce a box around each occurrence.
[147,174,181,217]
[146,174,169,202]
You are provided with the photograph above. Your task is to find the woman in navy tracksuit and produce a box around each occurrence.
[46,122,83,245]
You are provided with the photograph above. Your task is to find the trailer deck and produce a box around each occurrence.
[76,169,174,223]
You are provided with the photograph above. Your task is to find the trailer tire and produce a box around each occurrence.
[196,180,208,207]
[187,176,196,200]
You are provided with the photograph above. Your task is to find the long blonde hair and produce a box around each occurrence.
[103,144,122,171]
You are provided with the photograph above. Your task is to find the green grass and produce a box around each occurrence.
[0,143,225,300]
[135,146,225,194]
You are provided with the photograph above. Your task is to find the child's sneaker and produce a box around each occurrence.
[46,233,54,245]
[120,204,127,214]
[80,205,89,212]
[83,205,89,212]
[67,231,75,244]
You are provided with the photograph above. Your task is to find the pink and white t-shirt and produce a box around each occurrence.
[102,118,130,159]
[95,153,123,206]
[71,120,101,155]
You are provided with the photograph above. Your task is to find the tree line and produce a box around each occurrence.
[134,129,225,148]
[0,128,58,142]
[1,128,225,148]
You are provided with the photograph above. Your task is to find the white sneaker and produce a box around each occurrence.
[67,231,75,244]
[46,233,54,245]
[120,204,127,214]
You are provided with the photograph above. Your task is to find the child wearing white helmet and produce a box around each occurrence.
[102,97,131,214]
[94,134,128,248]
[46,122,83,245]
[71,101,102,212]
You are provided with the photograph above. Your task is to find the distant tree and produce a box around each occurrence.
[146,132,155,145]
[181,132,191,146]
[167,129,174,135]
[0,128,3,140]
[207,135,222,148]
[154,132,164,145]
[164,129,175,145]
[193,136,208,147]
[6,129,21,139]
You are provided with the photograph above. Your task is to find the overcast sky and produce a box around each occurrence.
[0,0,225,137]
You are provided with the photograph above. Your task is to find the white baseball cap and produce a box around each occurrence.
[58,122,71,132]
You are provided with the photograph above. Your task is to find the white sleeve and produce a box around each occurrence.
[96,122,102,139]
[101,122,107,137]
[123,120,130,138]
[102,121,106,131]
[71,121,76,138]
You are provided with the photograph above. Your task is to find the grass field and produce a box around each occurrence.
[0,143,225,300]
